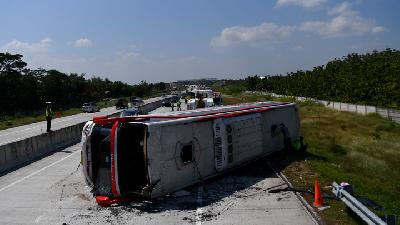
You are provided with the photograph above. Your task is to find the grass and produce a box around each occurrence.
[0,108,82,131]
[0,99,116,131]
[223,93,400,225]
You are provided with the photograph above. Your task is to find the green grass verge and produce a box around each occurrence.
[223,93,400,225]
[0,99,117,131]
[0,108,82,131]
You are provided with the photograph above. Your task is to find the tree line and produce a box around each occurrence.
[0,53,167,115]
[246,49,400,109]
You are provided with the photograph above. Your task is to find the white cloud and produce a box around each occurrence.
[276,0,326,8]
[371,26,387,34]
[117,51,142,60]
[328,1,351,15]
[210,22,296,48]
[300,2,386,37]
[73,38,92,48]
[2,38,53,54]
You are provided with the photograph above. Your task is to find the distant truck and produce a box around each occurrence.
[187,89,214,110]
[115,98,128,109]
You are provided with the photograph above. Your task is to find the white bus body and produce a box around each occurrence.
[81,102,300,201]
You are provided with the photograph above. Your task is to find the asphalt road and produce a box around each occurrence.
[0,104,318,225]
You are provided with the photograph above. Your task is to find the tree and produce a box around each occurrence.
[0,53,27,73]
[245,49,400,109]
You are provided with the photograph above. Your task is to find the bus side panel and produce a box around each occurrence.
[146,121,214,197]
[261,105,300,154]
[192,121,215,181]
[225,113,264,169]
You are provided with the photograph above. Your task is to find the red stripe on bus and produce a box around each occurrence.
[93,102,292,125]
[196,106,278,122]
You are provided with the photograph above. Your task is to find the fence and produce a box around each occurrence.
[245,91,400,124]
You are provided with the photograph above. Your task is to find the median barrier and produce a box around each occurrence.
[0,96,167,174]
[0,122,85,174]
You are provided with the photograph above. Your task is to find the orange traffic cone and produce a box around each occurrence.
[313,178,324,207]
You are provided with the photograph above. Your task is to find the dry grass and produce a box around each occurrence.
[224,94,400,225]
[0,108,82,131]
[0,99,117,131]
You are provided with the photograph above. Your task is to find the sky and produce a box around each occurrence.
[1,0,399,84]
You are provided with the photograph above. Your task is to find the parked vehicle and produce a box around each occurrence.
[161,95,180,107]
[161,100,172,107]
[115,98,128,109]
[131,98,144,107]
[171,95,180,103]
[81,101,300,205]
[82,102,100,113]
[120,108,142,117]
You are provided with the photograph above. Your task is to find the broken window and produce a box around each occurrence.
[117,123,148,195]
[181,142,194,164]
[90,125,112,196]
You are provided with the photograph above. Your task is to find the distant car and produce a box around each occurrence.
[161,100,172,107]
[171,95,180,103]
[131,98,144,107]
[115,98,128,109]
[120,108,142,117]
[82,102,100,113]
[162,102,172,107]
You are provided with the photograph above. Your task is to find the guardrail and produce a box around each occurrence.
[244,91,400,124]
[332,182,387,225]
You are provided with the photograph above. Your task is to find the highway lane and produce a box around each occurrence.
[0,143,317,225]
[0,103,318,225]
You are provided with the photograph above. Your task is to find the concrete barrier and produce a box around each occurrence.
[0,96,170,174]
[139,96,172,114]
[0,122,85,173]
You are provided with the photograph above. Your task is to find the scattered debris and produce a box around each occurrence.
[316,205,331,211]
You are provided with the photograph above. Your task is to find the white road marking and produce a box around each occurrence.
[0,150,80,193]
[196,186,203,225]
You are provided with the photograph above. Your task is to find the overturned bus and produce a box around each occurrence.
[81,102,300,205]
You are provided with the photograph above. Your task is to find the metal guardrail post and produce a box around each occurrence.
[332,182,386,225]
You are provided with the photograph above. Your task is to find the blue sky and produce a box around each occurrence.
[1,0,399,83]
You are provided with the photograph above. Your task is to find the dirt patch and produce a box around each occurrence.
[76,193,91,201]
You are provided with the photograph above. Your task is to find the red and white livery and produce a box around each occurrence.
[81,102,300,204]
